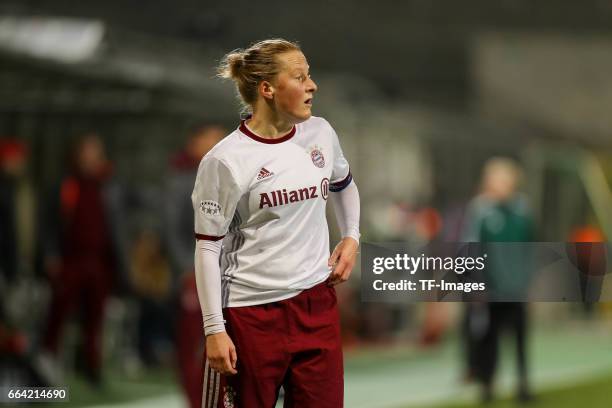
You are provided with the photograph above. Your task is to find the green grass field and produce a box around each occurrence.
[32,320,612,408]
[38,370,612,408]
[44,368,180,408]
[430,373,612,408]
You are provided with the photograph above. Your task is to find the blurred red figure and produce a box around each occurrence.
[568,225,607,306]
[166,125,224,408]
[41,134,122,386]
[176,275,205,408]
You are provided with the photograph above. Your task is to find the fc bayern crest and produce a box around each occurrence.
[309,145,325,168]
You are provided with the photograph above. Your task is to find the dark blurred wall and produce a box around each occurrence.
[4,0,612,106]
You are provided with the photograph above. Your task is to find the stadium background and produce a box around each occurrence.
[0,1,611,407]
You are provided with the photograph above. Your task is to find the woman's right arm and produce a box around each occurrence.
[191,156,242,375]
[194,238,237,375]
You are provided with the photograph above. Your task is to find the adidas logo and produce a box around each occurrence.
[257,167,274,180]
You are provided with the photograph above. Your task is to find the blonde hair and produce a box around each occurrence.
[481,157,523,197]
[482,157,522,183]
[217,38,301,111]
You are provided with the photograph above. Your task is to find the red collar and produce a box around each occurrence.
[239,119,296,144]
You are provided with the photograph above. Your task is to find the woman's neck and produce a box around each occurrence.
[247,110,293,139]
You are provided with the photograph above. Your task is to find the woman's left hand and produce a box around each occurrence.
[327,237,359,286]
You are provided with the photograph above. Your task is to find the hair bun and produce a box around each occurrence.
[216,39,300,109]
[221,51,244,80]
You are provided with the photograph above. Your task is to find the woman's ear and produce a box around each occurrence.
[259,80,274,100]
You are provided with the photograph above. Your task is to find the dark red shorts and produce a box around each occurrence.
[202,282,343,408]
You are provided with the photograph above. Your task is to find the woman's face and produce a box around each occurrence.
[271,50,318,123]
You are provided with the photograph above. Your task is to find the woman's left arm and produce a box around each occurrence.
[327,180,360,286]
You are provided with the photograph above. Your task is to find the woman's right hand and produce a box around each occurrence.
[206,332,238,375]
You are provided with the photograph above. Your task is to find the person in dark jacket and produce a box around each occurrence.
[165,125,224,408]
[463,157,534,403]
[41,134,125,386]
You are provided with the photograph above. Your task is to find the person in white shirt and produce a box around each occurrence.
[192,38,360,407]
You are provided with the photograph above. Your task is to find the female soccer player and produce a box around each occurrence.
[192,38,360,407]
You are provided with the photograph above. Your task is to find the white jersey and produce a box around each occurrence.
[191,116,352,307]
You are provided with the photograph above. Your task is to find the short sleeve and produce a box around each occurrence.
[329,124,352,192]
[191,156,242,240]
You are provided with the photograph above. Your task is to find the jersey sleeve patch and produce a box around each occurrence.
[199,200,222,216]
[191,156,242,238]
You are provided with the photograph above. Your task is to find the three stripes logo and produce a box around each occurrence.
[256,167,274,180]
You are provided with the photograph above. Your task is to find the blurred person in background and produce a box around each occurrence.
[0,140,36,287]
[0,139,46,387]
[166,125,225,286]
[462,157,535,403]
[129,227,172,368]
[40,133,126,387]
[568,224,607,311]
[165,124,224,408]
